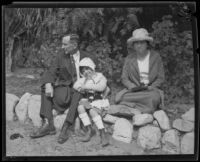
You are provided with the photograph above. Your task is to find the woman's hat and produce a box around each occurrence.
[79,57,96,71]
[127,28,153,44]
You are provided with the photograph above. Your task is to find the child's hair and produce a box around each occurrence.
[80,66,94,75]
[79,57,96,76]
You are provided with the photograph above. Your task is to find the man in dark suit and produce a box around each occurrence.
[30,34,91,144]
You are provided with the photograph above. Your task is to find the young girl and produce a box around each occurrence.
[73,57,110,147]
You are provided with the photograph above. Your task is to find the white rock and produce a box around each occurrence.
[181,132,194,154]
[133,114,154,126]
[52,109,58,117]
[103,114,120,124]
[24,74,35,79]
[161,129,180,154]
[15,93,32,122]
[173,119,194,132]
[28,95,42,127]
[153,110,171,131]
[52,109,68,117]
[137,125,161,149]
[181,108,194,122]
[64,109,69,115]
[112,118,133,143]
[54,114,67,130]
[6,93,19,121]
[153,120,159,127]
[74,117,81,131]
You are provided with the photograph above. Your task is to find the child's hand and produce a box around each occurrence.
[80,84,87,90]
[79,99,92,109]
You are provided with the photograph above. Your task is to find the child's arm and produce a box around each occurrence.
[82,73,107,92]
[73,78,85,91]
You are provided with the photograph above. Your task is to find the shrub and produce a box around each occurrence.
[83,37,125,85]
[151,15,194,104]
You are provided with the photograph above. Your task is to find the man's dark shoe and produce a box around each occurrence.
[100,129,109,147]
[79,125,94,142]
[57,122,71,144]
[30,122,56,139]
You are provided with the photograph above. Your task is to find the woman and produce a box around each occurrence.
[115,28,165,114]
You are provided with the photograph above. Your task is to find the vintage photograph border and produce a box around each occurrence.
[2,1,199,161]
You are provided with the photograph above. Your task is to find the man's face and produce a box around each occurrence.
[61,38,77,55]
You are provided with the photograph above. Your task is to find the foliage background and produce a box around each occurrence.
[4,3,195,105]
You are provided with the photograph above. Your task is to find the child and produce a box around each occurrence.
[73,57,110,147]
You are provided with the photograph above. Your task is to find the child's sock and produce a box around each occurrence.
[79,112,91,126]
[92,115,104,130]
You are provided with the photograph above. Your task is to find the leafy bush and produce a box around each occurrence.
[82,37,125,85]
[5,7,194,105]
[151,15,194,104]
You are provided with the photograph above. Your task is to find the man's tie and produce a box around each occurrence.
[70,55,77,82]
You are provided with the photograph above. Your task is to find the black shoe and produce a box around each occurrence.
[100,129,109,147]
[30,122,56,139]
[79,125,94,142]
[57,122,71,144]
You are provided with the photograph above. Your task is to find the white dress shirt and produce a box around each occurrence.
[137,51,150,85]
[72,51,80,80]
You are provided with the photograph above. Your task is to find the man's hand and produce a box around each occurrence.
[78,84,90,93]
[76,86,85,93]
[45,83,53,97]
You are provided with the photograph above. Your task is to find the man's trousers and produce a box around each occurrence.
[40,85,82,124]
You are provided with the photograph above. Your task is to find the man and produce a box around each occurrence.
[30,34,92,144]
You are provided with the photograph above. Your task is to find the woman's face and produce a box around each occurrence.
[133,41,148,54]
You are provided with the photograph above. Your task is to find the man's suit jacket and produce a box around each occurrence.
[41,49,93,87]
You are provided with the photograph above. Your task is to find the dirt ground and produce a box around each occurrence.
[5,68,193,157]
[6,120,149,156]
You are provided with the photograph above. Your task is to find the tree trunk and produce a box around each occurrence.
[6,37,14,73]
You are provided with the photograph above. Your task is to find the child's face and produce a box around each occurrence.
[82,67,93,78]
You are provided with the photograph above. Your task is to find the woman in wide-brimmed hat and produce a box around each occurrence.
[115,28,165,113]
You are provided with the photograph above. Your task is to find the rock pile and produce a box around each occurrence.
[6,92,195,154]
[6,93,19,121]
[6,92,70,130]
[104,105,195,154]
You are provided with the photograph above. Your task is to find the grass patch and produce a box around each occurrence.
[6,75,41,98]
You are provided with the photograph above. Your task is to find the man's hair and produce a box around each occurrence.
[64,34,79,45]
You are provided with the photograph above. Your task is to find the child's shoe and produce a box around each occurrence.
[80,125,94,142]
[100,129,109,147]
